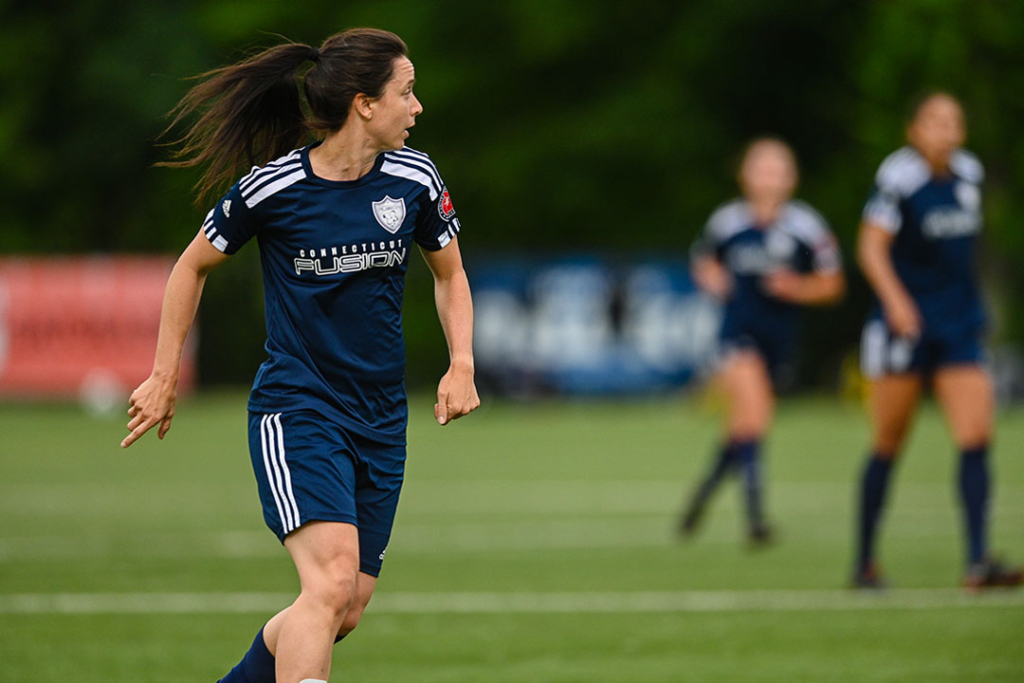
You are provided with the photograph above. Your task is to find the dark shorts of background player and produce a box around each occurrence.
[719,325,798,393]
[860,314,985,379]
[247,410,405,577]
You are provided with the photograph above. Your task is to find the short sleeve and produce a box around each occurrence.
[689,230,719,264]
[691,200,744,264]
[414,184,461,251]
[785,201,841,273]
[862,183,902,234]
[861,148,931,235]
[202,182,257,255]
[810,229,841,273]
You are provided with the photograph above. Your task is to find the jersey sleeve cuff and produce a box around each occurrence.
[202,223,231,253]
[417,217,461,251]
[862,207,900,234]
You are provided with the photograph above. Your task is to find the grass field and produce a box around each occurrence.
[1,392,1022,682]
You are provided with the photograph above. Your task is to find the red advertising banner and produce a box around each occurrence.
[0,257,195,405]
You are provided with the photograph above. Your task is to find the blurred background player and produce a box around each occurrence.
[120,29,479,683]
[679,138,845,545]
[854,92,1022,590]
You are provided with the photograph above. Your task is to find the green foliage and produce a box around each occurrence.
[2,0,1023,386]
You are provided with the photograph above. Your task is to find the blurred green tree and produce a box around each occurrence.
[1,0,1021,388]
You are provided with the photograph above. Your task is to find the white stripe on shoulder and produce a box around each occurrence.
[241,162,304,199]
[245,169,306,209]
[394,146,435,164]
[239,150,302,192]
[388,148,443,187]
[874,146,930,197]
[381,160,439,200]
[950,149,984,183]
[705,199,750,243]
[384,155,442,195]
[780,201,831,244]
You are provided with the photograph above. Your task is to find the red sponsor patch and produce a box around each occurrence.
[437,187,456,221]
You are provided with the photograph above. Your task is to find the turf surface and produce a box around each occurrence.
[1,393,1022,681]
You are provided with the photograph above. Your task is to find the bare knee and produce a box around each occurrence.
[872,426,907,458]
[337,601,367,636]
[305,566,359,622]
[338,576,376,636]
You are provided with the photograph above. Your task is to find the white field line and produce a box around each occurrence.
[5,481,1022,517]
[1,589,1022,616]
[2,507,1013,562]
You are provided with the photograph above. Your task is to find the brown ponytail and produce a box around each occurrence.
[159,28,408,205]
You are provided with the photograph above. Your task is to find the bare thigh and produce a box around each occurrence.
[867,374,923,458]
[720,349,774,441]
[933,365,993,449]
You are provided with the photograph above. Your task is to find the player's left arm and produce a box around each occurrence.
[764,268,845,305]
[765,217,845,305]
[420,237,480,426]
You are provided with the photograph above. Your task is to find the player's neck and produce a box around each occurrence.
[912,145,952,176]
[747,198,783,226]
[310,129,381,182]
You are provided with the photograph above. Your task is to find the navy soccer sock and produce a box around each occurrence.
[689,441,737,509]
[857,453,894,571]
[218,627,275,683]
[958,444,990,565]
[733,439,764,526]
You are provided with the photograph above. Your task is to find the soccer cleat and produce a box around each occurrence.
[747,521,774,548]
[963,559,1024,592]
[851,563,887,590]
[677,505,703,538]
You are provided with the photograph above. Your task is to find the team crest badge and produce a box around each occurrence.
[372,195,406,234]
[437,186,456,222]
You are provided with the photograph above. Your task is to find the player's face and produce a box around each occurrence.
[368,57,422,151]
[907,95,965,165]
[739,143,797,206]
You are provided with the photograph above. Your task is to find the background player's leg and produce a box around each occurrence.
[721,350,774,541]
[855,373,922,585]
[275,521,361,682]
[933,366,993,568]
[679,438,738,536]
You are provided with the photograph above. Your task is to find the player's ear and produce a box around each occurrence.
[353,93,375,120]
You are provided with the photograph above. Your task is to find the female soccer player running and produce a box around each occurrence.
[679,139,844,545]
[854,92,1021,590]
[121,29,480,682]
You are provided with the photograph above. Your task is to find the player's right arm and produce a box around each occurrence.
[690,207,734,299]
[857,221,920,338]
[121,232,229,448]
[691,255,732,299]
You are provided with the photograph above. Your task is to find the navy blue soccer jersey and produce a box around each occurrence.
[862,146,985,335]
[202,143,462,444]
[694,199,841,344]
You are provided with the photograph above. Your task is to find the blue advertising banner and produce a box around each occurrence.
[471,257,721,396]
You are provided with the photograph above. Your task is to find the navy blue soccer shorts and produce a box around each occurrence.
[247,410,405,577]
[719,327,797,390]
[860,317,984,379]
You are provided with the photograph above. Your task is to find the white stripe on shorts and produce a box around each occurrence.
[861,319,887,378]
[273,413,301,531]
[259,415,291,533]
